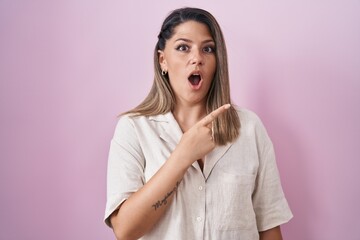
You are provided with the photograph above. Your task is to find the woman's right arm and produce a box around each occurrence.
[109,105,230,240]
[110,148,191,240]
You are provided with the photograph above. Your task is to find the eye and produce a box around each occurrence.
[176,44,189,52]
[203,46,215,53]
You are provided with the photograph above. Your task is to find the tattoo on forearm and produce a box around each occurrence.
[152,181,180,211]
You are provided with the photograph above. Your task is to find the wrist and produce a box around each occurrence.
[169,148,194,171]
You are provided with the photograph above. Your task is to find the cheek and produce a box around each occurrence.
[168,74,182,90]
[209,59,217,77]
[209,55,216,68]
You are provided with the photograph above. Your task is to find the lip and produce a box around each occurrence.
[188,70,203,79]
[187,70,203,90]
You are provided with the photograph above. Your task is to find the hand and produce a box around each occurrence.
[174,104,231,167]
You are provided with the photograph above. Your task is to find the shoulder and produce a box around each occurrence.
[112,114,145,140]
[233,106,264,129]
[233,106,271,143]
[115,113,151,128]
[114,114,136,132]
[114,113,168,136]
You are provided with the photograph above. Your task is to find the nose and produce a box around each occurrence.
[190,49,204,65]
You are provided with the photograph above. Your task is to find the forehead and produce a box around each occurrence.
[171,20,213,40]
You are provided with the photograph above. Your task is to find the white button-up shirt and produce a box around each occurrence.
[105,108,293,239]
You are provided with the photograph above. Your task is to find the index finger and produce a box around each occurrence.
[198,104,231,126]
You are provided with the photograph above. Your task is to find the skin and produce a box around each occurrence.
[110,20,283,239]
[158,20,216,114]
[158,20,217,168]
[260,226,283,240]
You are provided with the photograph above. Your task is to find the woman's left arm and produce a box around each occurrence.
[259,226,283,240]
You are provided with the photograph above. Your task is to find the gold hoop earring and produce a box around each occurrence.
[161,70,168,76]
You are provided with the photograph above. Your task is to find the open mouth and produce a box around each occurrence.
[188,74,202,86]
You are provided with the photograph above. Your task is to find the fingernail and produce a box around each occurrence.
[224,104,231,109]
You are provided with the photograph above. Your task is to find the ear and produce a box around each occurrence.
[158,50,167,71]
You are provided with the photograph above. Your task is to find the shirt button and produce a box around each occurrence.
[196,216,202,222]
[198,186,203,191]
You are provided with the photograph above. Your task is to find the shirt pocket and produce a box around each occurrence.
[212,172,257,231]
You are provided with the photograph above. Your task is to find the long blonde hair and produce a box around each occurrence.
[124,7,240,145]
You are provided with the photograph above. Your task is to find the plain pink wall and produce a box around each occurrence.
[1,1,359,239]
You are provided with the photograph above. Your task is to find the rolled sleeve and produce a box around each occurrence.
[104,115,145,227]
[252,119,293,232]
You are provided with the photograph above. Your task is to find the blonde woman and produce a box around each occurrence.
[104,7,293,240]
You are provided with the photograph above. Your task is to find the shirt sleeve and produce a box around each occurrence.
[104,115,145,227]
[252,117,293,232]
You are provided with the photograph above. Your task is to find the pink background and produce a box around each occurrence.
[1,1,359,239]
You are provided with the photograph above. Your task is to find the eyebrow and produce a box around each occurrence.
[174,38,215,44]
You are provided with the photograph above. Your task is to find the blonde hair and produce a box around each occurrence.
[124,7,240,145]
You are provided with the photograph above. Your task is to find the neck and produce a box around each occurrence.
[172,102,207,132]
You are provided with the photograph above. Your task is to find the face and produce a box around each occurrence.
[158,21,216,107]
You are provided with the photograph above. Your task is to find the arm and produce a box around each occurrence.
[110,105,230,240]
[110,150,189,240]
[259,226,283,240]
[251,114,293,235]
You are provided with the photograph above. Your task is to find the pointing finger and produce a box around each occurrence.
[199,104,231,126]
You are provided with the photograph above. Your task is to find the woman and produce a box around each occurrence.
[104,7,293,240]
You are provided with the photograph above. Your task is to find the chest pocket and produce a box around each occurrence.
[211,172,257,231]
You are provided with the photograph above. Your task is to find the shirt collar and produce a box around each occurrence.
[148,111,233,180]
